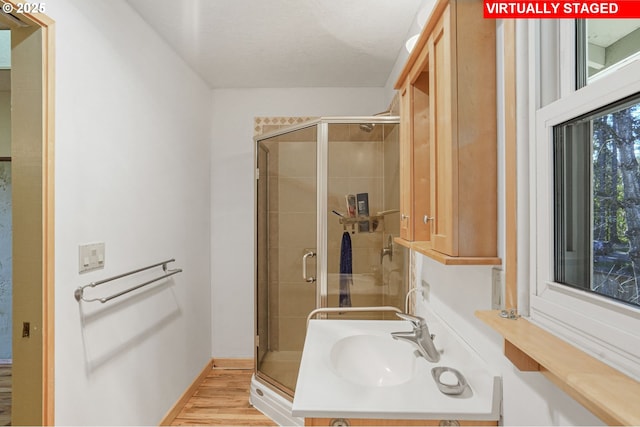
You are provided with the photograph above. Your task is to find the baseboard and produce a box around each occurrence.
[158,358,214,426]
[212,358,254,370]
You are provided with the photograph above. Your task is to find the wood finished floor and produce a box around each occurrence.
[0,364,276,426]
[171,369,277,426]
[0,365,10,426]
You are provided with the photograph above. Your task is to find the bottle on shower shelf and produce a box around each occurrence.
[356,192,370,232]
[345,194,356,218]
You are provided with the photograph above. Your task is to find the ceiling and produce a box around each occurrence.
[125,0,423,89]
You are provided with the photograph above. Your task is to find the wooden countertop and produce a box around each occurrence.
[476,310,640,426]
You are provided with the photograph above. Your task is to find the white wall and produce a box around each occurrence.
[210,87,387,357]
[383,13,418,104]
[403,19,604,427]
[383,0,435,104]
[50,1,212,424]
[413,256,604,425]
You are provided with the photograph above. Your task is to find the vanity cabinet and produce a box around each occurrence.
[396,0,498,262]
[305,417,497,426]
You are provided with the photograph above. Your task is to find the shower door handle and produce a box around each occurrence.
[302,250,316,283]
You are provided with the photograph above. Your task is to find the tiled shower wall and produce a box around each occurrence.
[271,126,317,352]
[326,124,386,310]
[326,122,404,318]
[381,123,405,315]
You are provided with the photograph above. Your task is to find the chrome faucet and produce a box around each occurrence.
[380,246,392,264]
[391,312,440,363]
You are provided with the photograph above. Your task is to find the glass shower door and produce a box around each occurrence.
[255,125,317,395]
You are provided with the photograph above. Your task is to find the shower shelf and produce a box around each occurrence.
[338,216,382,225]
[338,215,383,232]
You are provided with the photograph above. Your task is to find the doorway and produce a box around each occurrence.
[0,34,11,425]
[0,2,55,425]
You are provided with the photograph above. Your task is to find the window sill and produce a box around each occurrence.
[476,310,640,426]
[395,238,502,266]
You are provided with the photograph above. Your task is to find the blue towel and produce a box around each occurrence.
[339,231,352,307]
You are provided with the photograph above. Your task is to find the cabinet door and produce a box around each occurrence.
[429,4,457,256]
[400,60,430,241]
[399,83,413,240]
[412,71,431,242]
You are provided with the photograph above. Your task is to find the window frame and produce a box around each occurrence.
[531,22,640,380]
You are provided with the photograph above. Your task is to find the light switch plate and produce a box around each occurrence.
[79,242,105,273]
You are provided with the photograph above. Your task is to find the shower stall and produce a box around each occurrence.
[254,116,407,402]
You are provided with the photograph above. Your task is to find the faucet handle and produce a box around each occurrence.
[395,312,426,329]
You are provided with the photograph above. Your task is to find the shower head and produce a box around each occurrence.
[359,123,375,133]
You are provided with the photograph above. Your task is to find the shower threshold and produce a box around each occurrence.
[250,374,304,426]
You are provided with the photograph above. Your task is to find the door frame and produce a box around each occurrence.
[0,1,54,424]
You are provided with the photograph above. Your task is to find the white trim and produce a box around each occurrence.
[527,19,540,317]
[531,291,640,380]
[588,51,640,86]
[558,19,575,97]
[539,20,561,106]
[531,54,640,380]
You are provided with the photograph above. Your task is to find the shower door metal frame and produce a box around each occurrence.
[316,122,328,312]
[255,141,270,370]
[253,116,400,399]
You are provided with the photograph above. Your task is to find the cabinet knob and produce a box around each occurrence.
[401,214,409,220]
[423,215,434,224]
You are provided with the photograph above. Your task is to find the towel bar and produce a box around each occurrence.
[74,258,182,303]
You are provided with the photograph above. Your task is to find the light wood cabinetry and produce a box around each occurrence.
[399,59,430,242]
[399,83,413,240]
[476,310,640,426]
[396,0,499,263]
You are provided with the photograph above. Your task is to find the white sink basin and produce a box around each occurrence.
[330,334,416,387]
[293,318,502,420]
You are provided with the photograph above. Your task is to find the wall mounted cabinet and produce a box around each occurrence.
[395,0,500,264]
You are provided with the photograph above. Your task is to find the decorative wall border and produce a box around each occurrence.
[254,116,317,137]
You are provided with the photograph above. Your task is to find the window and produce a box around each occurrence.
[554,94,640,308]
[532,20,640,380]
